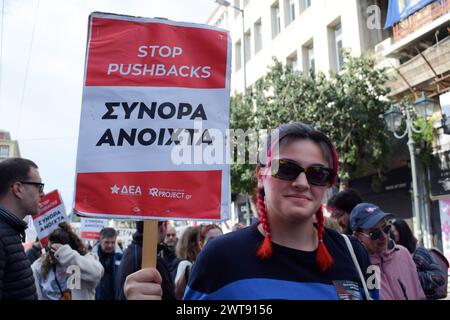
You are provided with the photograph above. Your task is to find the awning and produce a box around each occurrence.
[384,0,443,28]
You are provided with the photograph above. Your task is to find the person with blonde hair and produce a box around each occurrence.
[173,226,200,299]
[198,224,223,249]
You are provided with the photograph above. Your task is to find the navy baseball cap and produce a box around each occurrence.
[349,203,393,231]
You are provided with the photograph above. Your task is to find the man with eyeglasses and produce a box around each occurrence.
[161,225,181,279]
[0,157,45,300]
[350,203,425,300]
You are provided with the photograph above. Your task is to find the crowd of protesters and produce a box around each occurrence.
[1,122,449,300]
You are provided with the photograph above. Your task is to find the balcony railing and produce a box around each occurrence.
[393,0,450,42]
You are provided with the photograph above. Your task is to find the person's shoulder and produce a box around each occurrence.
[324,227,342,239]
[85,251,101,261]
[392,243,416,263]
[324,228,369,260]
[120,242,138,265]
[395,243,412,255]
[178,259,193,269]
[414,245,430,256]
[115,250,124,260]
[0,215,15,235]
[197,225,258,263]
[31,257,42,272]
[123,242,139,256]
[0,215,8,228]
[324,227,361,248]
[204,224,257,251]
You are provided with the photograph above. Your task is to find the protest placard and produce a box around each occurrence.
[80,217,109,240]
[32,190,68,246]
[75,12,231,223]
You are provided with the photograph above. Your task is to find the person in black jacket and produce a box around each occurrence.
[92,228,122,300]
[0,158,45,300]
[115,220,176,300]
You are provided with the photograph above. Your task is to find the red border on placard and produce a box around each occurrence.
[75,170,222,219]
[85,17,228,88]
[34,190,62,219]
[81,232,101,240]
[39,237,49,247]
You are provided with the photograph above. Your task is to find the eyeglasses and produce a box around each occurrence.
[359,224,392,241]
[19,181,45,193]
[271,159,333,187]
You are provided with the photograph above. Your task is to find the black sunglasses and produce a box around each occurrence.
[271,158,333,187]
[19,181,45,193]
[360,224,392,241]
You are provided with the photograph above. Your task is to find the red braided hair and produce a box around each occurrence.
[256,122,338,272]
[256,190,272,259]
[315,205,334,272]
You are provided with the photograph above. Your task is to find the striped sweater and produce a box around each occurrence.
[184,224,378,300]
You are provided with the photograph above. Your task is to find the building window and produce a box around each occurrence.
[244,30,252,62]
[285,0,296,25]
[235,40,242,71]
[300,0,311,13]
[334,23,343,71]
[287,51,298,71]
[0,145,9,157]
[254,19,263,53]
[302,42,315,73]
[271,2,281,38]
[329,21,343,72]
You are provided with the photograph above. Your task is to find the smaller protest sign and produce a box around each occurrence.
[80,218,109,240]
[32,190,68,246]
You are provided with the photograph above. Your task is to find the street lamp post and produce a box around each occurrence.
[383,93,435,246]
[215,0,247,95]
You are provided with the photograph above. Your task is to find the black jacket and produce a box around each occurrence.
[115,227,176,300]
[0,205,37,300]
[159,245,181,281]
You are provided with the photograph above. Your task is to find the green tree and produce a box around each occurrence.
[229,52,393,194]
[229,94,257,194]
[309,51,393,186]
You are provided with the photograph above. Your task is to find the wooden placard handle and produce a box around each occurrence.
[141,220,159,268]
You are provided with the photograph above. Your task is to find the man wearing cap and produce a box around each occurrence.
[350,203,425,300]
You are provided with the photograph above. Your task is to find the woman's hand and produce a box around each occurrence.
[50,243,62,254]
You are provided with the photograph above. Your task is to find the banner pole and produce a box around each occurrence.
[142,220,159,268]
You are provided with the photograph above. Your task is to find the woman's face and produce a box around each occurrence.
[203,228,223,247]
[259,138,330,224]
